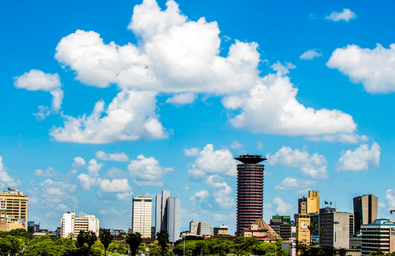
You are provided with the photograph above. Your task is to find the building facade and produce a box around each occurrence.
[353,194,378,235]
[131,195,152,238]
[295,191,320,246]
[60,212,99,238]
[319,207,349,249]
[0,188,29,231]
[189,221,211,236]
[270,218,291,240]
[213,225,228,236]
[235,154,266,236]
[361,219,395,256]
[155,190,170,234]
[167,197,180,243]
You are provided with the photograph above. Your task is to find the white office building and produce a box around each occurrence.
[131,195,152,238]
[60,212,99,238]
[155,190,170,234]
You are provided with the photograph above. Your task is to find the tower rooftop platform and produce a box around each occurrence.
[235,154,267,164]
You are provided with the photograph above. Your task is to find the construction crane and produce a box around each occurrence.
[390,210,395,214]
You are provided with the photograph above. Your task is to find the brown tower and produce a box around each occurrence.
[235,154,266,236]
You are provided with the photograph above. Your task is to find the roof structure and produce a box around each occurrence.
[252,219,283,240]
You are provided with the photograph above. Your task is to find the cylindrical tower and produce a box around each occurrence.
[235,154,266,236]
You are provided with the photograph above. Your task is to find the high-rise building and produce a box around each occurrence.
[0,188,29,231]
[131,195,152,238]
[353,194,378,234]
[298,191,320,215]
[361,219,395,255]
[295,190,320,246]
[269,218,291,240]
[155,190,170,234]
[235,154,266,236]
[60,212,99,238]
[167,197,180,243]
[319,207,349,249]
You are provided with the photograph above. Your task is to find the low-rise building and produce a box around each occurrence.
[189,221,211,236]
[60,212,99,238]
[242,219,282,241]
[213,225,228,236]
[269,219,291,240]
[361,219,395,256]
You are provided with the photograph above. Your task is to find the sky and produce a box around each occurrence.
[1,0,395,234]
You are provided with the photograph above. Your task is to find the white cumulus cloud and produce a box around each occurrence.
[77,159,104,190]
[127,155,174,186]
[222,73,358,142]
[184,147,200,157]
[206,175,234,209]
[274,177,315,190]
[335,143,381,171]
[267,146,328,179]
[273,197,293,215]
[100,178,132,192]
[230,140,243,149]
[327,44,395,93]
[96,151,129,162]
[35,167,57,177]
[190,190,209,205]
[325,9,356,22]
[300,49,322,60]
[50,90,166,144]
[165,93,196,105]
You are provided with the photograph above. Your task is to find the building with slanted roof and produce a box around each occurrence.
[242,219,282,241]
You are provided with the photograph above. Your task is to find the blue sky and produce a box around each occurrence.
[1,0,395,234]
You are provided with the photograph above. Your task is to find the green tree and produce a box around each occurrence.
[99,231,113,256]
[126,232,143,256]
[156,230,169,256]
[0,238,12,256]
[307,223,317,245]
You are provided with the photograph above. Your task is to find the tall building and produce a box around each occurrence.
[0,188,29,231]
[295,190,320,246]
[235,154,266,236]
[298,191,320,215]
[131,195,152,238]
[155,190,170,234]
[353,194,378,234]
[361,219,395,255]
[269,218,291,240]
[189,221,211,236]
[60,212,99,238]
[167,197,180,243]
[319,207,349,249]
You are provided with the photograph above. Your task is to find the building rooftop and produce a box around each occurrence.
[235,154,267,164]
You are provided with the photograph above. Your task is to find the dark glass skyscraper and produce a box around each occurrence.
[235,154,266,236]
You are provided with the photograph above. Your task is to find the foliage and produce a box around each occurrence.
[156,230,170,256]
[126,232,143,256]
[108,241,128,255]
[369,248,395,255]
[99,231,114,256]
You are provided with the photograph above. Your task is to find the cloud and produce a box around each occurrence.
[77,159,104,190]
[165,93,196,105]
[230,140,243,149]
[325,9,356,22]
[274,177,315,190]
[183,147,200,157]
[273,197,293,215]
[267,146,328,179]
[70,157,86,175]
[14,69,61,91]
[206,175,234,209]
[335,143,381,171]
[386,189,395,209]
[222,73,358,142]
[96,151,129,162]
[190,190,209,204]
[0,156,20,187]
[379,202,386,209]
[188,144,237,178]
[306,133,369,144]
[50,90,166,144]
[257,142,264,150]
[327,44,395,93]
[34,167,57,177]
[270,61,296,76]
[99,178,132,192]
[300,49,322,60]
[14,69,64,119]
[103,167,128,179]
[127,154,174,186]
[116,192,134,201]
[99,207,128,215]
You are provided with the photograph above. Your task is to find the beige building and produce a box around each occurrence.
[213,225,228,236]
[60,212,99,238]
[242,219,282,240]
[295,190,320,246]
[354,194,378,234]
[189,221,211,236]
[319,207,349,249]
[295,214,311,245]
[132,196,152,238]
[307,191,320,214]
[361,219,395,256]
[0,189,29,231]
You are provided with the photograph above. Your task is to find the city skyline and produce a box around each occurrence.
[1,0,395,235]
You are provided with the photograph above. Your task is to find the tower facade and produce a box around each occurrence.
[155,190,170,234]
[131,195,152,238]
[353,194,378,234]
[235,154,266,236]
[0,188,29,231]
[166,197,180,243]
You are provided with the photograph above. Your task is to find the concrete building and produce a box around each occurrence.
[60,212,99,238]
[235,154,266,236]
[296,214,311,245]
[361,219,395,256]
[295,191,320,246]
[319,207,349,249]
[353,194,378,235]
[155,190,170,234]
[213,225,228,236]
[269,218,291,240]
[189,221,211,236]
[189,221,198,235]
[131,195,152,238]
[167,197,180,243]
[272,215,291,224]
[242,219,282,241]
[0,188,29,231]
